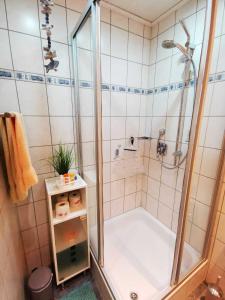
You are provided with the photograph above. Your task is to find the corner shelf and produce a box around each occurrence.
[45,174,90,285]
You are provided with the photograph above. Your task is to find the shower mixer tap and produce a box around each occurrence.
[156,129,167,157]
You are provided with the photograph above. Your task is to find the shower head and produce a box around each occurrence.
[162,40,190,58]
[161,40,176,49]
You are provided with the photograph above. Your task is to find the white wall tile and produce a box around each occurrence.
[111,179,124,200]
[144,26,151,39]
[201,148,221,179]
[153,93,168,116]
[217,35,225,73]
[111,117,125,140]
[37,223,49,246]
[124,193,136,211]
[24,116,51,146]
[126,94,141,116]
[111,11,128,30]
[193,201,210,230]
[10,31,43,74]
[125,176,136,195]
[82,142,95,166]
[148,177,160,199]
[149,37,157,65]
[34,200,48,225]
[77,48,92,81]
[18,203,36,231]
[194,9,206,44]
[80,117,94,142]
[176,0,197,21]
[0,0,7,28]
[47,85,72,116]
[148,158,161,181]
[6,0,39,35]
[210,82,225,117]
[17,81,48,116]
[110,197,124,217]
[189,224,205,253]
[158,12,175,34]
[0,79,19,112]
[22,227,39,253]
[66,0,86,12]
[101,22,110,55]
[50,116,74,144]
[205,117,225,149]
[101,54,110,83]
[111,26,128,59]
[111,57,127,85]
[76,17,91,50]
[102,91,111,117]
[143,39,151,65]
[159,183,175,209]
[155,57,171,86]
[129,19,144,36]
[158,202,172,228]
[102,117,110,140]
[104,202,110,220]
[79,88,94,116]
[111,92,126,116]
[128,33,143,63]
[101,7,110,24]
[0,29,12,69]
[127,62,142,87]
[146,194,158,217]
[126,116,139,138]
[196,175,215,206]
[30,146,53,175]
[66,9,80,42]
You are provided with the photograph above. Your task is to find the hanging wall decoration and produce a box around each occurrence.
[40,0,59,73]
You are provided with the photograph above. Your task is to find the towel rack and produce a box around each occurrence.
[0,112,16,118]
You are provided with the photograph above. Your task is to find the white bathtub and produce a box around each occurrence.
[91,207,200,300]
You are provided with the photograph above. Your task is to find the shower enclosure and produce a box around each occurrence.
[72,0,220,299]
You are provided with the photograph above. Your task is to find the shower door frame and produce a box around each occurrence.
[170,0,218,286]
[71,0,104,267]
[72,0,220,297]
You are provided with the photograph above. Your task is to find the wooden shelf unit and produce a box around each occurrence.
[45,175,90,285]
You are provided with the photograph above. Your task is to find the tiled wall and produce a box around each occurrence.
[140,0,225,255]
[0,0,87,273]
[0,154,27,299]
[77,6,152,223]
[99,9,152,220]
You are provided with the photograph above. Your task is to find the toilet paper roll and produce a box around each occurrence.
[55,200,70,219]
[69,191,81,209]
[56,193,68,203]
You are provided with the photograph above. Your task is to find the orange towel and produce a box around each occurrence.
[0,113,38,202]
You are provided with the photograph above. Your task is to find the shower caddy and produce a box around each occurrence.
[45,175,90,285]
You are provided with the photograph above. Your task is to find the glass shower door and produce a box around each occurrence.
[72,0,103,264]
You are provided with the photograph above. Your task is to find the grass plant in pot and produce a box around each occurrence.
[49,144,74,185]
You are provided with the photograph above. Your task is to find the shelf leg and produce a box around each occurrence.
[61,283,65,290]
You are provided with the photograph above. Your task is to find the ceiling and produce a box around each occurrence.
[103,0,184,22]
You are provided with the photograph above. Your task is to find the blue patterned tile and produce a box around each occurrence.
[0,70,13,78]
[31,74,45,82]
[80,81,92,88]
[101,83,110,90]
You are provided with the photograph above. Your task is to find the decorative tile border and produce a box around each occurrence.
[0,68,225,95]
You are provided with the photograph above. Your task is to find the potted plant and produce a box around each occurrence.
[48,144,74,184]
